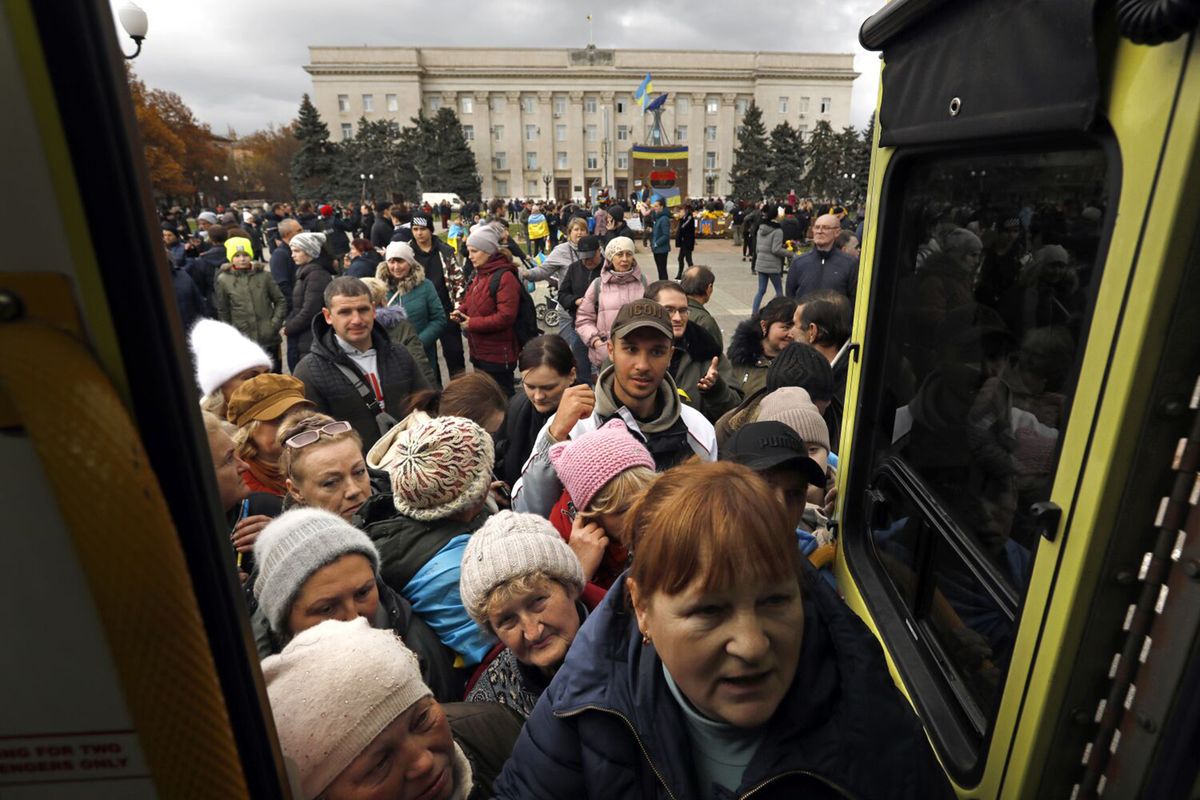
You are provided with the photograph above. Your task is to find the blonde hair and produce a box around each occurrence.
[276,412,363,483]
[566,217,588,235]
[360,276,388,306]
[478,569,580,634]
[580,467,658,534]
[202,409,235,439]
[235,406,311,463]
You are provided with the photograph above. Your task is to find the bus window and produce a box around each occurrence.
[849,145,1111,766]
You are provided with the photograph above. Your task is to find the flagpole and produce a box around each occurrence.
[587,12,594,47]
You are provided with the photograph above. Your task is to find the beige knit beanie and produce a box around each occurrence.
[757,387,831,451]
[387,416,495,521]
[262,618,433,800]
[459,511,585,625]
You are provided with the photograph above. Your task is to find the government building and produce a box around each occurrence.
[304,46,858,201]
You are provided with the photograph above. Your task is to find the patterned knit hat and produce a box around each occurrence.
[262,618,437,800]
[388,416,495,521]
[289,231,326,258]
[549,419,655,512]
[766,341,834,401]
[252,508,381,634]
[459,511,585,624]
[757,387,831,451]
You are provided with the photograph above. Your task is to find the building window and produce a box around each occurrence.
[554,96,566,116]
[429,96,442,111]
[341,123,352,140]
[675,125,688,142]
[521,96,536,114]
[820,97,832,114]
[705,151,717,169]
[584,96,598,113]
[585,124,597,142]
[586,152,598,169]
[735,98,749,115]
[490,95,506,112]
[460,96,473,114]
[706,125,718,141]
[525,124,538,141]
[337,94,349,112]
[616,152,629,170]
[616,100,625,113]
[493,125,504,142]
[798,96,810,114]
[557,151,569,169]
[526,151,538,170]
[778,96,788,114]
[386,93,398,112]
[462,125,474,141]
[528,179,539,196]
[495,178,508,196]
[362,94,374,112]
[617,125,629,141]
[555,124,567,142]
[677,97,690,114]
[798,124,809,139]
[494,152,507,170]
[387,121,400,136]
[706,96,719,114]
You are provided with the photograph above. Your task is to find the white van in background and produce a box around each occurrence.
[421,192,464,210]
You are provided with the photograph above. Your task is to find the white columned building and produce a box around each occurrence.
[304,45,858,201]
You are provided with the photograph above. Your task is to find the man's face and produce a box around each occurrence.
[812,215,841,250]
[656,288,690,340]
[607,328,672,404]
[412,225,433,248]
[162,229,178,247]
[841,236,860,259]
[323,293,375,349]
[584,252,603,269]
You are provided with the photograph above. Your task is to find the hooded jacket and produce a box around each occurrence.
[574,261,648,367]
[494,568,951,800]
[669,322,741,423]
[373,305,437,387]
[727,319,776,397]
[511,365,717,517]
[754,219,789,275]
[283,260,335,357]
[214,260,287,350]
[459,251,521,367]
[292,314,430,451]
[382,263,447,356]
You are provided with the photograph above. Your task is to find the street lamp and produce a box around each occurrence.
[360,172,374,201]
[541,172,552,200]
[117,2,148,60]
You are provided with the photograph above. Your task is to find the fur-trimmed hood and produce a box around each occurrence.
[727,318,768,367]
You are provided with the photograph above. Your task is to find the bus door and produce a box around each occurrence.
[837,0,1200,797]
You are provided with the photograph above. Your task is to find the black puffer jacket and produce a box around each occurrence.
[292,314,430,451]
[727,318,775,397]
[283,261,335,357]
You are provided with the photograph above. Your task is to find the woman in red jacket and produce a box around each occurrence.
[451,224,521,396]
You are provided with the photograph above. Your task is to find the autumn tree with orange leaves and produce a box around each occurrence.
[128,67,225,201]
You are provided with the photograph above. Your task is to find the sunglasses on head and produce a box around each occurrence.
[285,420,353,449]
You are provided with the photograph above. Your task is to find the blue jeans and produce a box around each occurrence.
[752,272,782,315]
[558,313,594,385]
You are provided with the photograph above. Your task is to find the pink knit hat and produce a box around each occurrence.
[549,419,655,511]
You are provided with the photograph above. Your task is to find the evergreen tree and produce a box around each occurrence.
[803,120,840,201]
[852,114,875,201]
[728,102,771,201]
[289,94,333,199]
[766,121,806,200]
[833,125,862,202]
[430,107,482,200]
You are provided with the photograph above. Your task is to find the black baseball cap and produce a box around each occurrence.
[722,421,827,488]
[576,235,601,257]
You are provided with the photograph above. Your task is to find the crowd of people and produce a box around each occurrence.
[164,190,952,799]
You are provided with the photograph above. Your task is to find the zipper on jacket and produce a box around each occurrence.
[555,705,679,800]
[738,768,858,799]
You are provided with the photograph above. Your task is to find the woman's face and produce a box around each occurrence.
[611,250,634,272]
[387,257,412,280]
[290,246,313,266]
[487,579,581,673]
[287,438,372,521]
[631,574,804,728]
[568,225,587,245]
[467,246,490,269]
[521,365,573,414]
[219,365,269,402]
[286,554,379,636]
[323,697,455,800]
[761,319,795,358]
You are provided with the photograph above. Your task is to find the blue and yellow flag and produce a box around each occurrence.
[633,73,653,110]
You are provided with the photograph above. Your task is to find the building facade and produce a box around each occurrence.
[304,46,857,201]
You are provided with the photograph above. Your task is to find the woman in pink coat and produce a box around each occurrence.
[573,236,648,368]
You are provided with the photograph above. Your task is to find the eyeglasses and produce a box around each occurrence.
[662,307,689,318]
[812,225,841,232]
[285,420,353,449]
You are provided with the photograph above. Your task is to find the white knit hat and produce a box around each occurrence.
[290,231,326,258]
[387,416,494,521]
[459,511,585,624]
[252,508,381,633]
[188,319,273,397]
[384,240,418,265]
[604,236,635,261]
[262,618,434,800]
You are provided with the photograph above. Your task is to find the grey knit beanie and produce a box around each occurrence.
[252,508,381,633]
[262,618,441,800]
[459,511,585,625]
[290,231,326,258]
[466,224,500,255]
[757,387,831,451]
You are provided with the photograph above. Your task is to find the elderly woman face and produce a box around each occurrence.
[387,257,413,280]
[323,696,455,800]
[486,578,581,673]
[286,553,380,636]
[610,249,634,272]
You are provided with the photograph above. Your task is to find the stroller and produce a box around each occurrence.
[534,277,561,329]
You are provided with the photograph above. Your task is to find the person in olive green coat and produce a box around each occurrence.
[378,241,448,380]
[215,239,287,362]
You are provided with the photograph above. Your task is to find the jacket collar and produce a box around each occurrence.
[593,365,682,435]
[308,313,390,364]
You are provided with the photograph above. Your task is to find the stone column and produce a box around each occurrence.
[537,90,553,201]
[719,93,738,197]
[600,91,616,191]
[567,91,584,202]
[473,92,493,198]
[501,91,521,196]
[690,92,706,201]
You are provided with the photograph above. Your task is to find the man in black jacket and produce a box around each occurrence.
[600,205,634,247]
[318,203,360,262]
[555,234,603,385]
[293,276,430,451]
[786,213,859,309]
[270,219,301,314]
[190,224,229,317]
[369,202,393,249]
[409,213,466,378]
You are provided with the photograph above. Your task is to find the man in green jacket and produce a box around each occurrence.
[680,265,723,350]
[215,237,287,371]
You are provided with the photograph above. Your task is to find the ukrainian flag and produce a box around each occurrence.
[633,73,653,110]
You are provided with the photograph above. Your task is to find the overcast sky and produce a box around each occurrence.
[112,0,883,137]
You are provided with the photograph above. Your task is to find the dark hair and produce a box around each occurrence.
[350,237,372,253]
[323,276,371,307]
[487,198,507,216]
[376,202,392,214]
[402,372,508,427]
[756,296,798,332]
[643,280,685,303]
[518,334,575,374]
[679,265,715,296]
[797,290,851,347]
[835,230,857,249]
[207,224,228,245]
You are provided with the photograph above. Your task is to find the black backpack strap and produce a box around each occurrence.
[332,362,398,436]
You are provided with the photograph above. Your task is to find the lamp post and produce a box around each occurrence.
[359,173,374,202]
[541,172,552,201]
[117,2,148,60]
[213,174,228,204]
